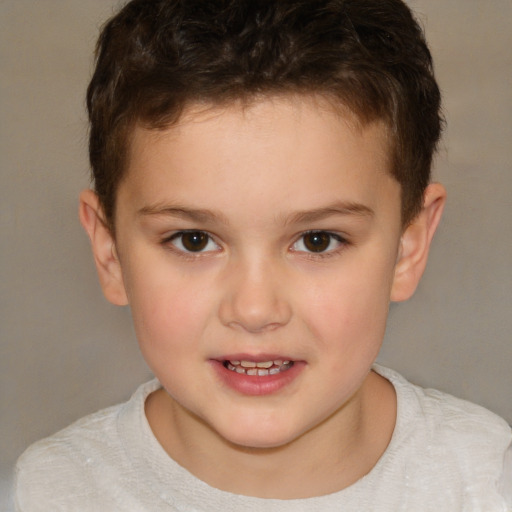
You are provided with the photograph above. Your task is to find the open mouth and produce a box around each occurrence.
[223,359,294,376]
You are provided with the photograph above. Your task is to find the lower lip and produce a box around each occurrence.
[210,360,305,396]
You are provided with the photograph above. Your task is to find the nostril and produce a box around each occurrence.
[226,321,284,334]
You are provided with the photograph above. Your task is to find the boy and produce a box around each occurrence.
[14,0,511,510]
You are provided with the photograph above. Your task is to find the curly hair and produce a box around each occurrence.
[87,0,442,231]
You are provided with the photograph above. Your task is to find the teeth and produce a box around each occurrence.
[225,359,293,376]
[237,359,287,368]
[256,361,273,369]
[246,368,271,376]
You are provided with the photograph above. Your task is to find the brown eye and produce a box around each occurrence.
[292,231,345,254]
[303,232,331,252]
[181,232,209,252]
[169,231,219,253]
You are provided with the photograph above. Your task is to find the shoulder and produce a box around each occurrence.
[373,365,512,508]
[14,380,159,511]
[376,364,511,447]
[500,444,512,507]
[16,400,121,466]
[15,403,123,510]
[410,381,511,475]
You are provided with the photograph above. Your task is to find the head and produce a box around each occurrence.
[80,0,446,453]
[87,0,443,233]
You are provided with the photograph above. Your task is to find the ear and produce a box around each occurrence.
[79,189,128,306]
[391,183,446,302]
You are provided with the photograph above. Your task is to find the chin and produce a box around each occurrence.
[215,420,303,451]
[230,435,295,451]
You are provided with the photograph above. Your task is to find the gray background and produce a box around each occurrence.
[1,0,511,504]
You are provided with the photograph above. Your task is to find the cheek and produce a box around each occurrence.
[123,262,214,355]
[301,260,394,352]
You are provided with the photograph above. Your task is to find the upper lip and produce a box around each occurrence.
[213,353,297,363]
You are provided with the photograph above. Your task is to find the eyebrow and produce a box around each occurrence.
[137,204,229,224]
[138,201,374,225]
[286,202,374,224]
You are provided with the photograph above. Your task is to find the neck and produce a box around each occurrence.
[145,370,396,499]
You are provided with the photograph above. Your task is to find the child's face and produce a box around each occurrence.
[111,96,404,448]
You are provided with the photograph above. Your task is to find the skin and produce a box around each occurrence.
[80,95,445,499]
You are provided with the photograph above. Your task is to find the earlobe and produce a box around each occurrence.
[391,183,446,302]
[79,189,128,306]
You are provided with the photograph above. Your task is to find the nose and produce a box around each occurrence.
[218,257,292,333]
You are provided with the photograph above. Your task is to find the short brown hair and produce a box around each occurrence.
[87,0,442,231]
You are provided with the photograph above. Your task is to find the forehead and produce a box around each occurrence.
[119,95,399,224]
[128,94,393,171]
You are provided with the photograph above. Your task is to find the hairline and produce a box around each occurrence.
[106,89,399,234]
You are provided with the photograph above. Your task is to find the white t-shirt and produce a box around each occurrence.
[14,366,512,511]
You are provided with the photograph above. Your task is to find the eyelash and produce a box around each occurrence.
[291,230,348,259]
[161,230,349,259]
[162,230,221,258]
